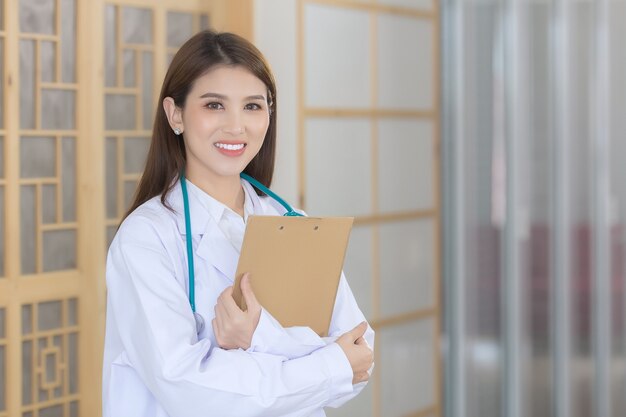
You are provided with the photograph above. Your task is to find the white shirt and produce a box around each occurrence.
[102,178,374,417]
[186,179,254,253]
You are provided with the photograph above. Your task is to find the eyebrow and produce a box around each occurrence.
[198,92,266,100]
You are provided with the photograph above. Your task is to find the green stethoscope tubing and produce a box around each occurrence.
[180,172,303,333]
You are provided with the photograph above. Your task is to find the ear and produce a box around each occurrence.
[163,97,184,133]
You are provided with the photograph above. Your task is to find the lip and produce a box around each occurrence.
[214,141,247,157]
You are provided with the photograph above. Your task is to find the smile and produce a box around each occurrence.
[214,142,246,150]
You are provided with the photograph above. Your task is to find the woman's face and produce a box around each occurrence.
[179,65,271,184]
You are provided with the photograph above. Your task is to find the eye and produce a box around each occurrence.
[244,103,263,111]
[205,101,224,110]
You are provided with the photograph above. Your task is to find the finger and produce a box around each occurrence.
[215,295,232,320]
[349,321,368,342]
[241,274,261,312]
[355,336,366,346]
[220,286,243,316]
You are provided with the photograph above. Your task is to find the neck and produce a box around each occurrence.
[185,171,245,216]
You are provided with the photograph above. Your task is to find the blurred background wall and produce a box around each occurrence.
[442,0,626,416]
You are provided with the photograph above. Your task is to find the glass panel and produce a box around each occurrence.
[378,0,433,10]
[378,119,434,213]
[0,187,4,276]
[20,0,55,34]
[39,405,63,417]
[68,332,77,394]
[142,51,154,130]
[68,298,77,325]
[124,136,149,174]
[104,5,117,87]
[38,301,62,331]
[22,304,32,334]
[42,184,56,224]
[20,39,35,129]
[123,49,135,87]
[61,137,76,222]
[343,225,374,319]
[45,350,56,383]
[60,0,76,83]
[305,118,372,216]
[124,180,136,211]
[380,219,435,317]
[41,41,55,83]
[21,136,56,178]
[105,94,136,130]
[70,401,78,417]
[380,319,436,415]
[0,345,5,411]
[41,89,75,129]
[22,340,32,405]
[106,137,118,219]
[107,226,117,249]
[21,185,36,274]
[122,7,152,45]
[37,338,48,402]
[304,4,371,108]
[0,39,4,128]
[200,14,210,31]
[610,2,626,416]
[167,11,193,48]
[377,14,434,110]
[42,229,76,271]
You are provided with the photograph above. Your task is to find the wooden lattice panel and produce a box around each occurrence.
[20,298,79,417]
[103,3,210,246]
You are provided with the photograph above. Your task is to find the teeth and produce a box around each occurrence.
[215,143,245,151]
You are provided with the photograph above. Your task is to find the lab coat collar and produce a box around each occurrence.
[166,178,259,282]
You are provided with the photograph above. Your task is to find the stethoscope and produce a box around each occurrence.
[180,172,303,334]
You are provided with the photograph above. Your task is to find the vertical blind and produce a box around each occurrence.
[442,0,626,416]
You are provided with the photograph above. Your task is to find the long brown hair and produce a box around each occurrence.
[123,30,278,221]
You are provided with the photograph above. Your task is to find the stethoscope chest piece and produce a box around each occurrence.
[194,312,205,334]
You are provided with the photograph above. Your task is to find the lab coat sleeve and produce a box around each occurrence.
[323,272,375,408]
[106,215,354,417]
[247,272,375,408]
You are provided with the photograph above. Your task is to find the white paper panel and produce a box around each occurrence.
[377,14,434,109]
[167,11,194,48]
[0,187,4,276]
[122,7,152,45]
[105,137,118,219]
[20,0,54,34]
[379,218,435,317]
[380,319,436,416]
[105,94,136,130]
[41,89,75,129]
[104,5,116,87]
[20,39,35,129]
[378,0,434,11]
[378,119,434,212]
[42,184,56,224]
[124,136,150,174]
[60,0,76,83]
[41,41,55,83]
[43,230,76,271]
[305,118,372,216]
[21,185,36,274]
[305,4,371,108]
[0,345,5,412]
[0,40,4,128]
[343,226,374,320]
[20,137,56,179]
[142,52,154,130]
[61,137,76,222]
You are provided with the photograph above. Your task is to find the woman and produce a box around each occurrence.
[103,30,374,417]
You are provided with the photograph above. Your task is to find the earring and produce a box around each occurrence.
[174,128,181,135]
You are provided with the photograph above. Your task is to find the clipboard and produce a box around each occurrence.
[232,215,354,336]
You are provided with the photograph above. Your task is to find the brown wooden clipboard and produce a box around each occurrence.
[232,215,354,336]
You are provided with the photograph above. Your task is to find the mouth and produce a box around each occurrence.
[214,141,247,156]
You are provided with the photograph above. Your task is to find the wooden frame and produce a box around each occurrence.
[297,0,442,415]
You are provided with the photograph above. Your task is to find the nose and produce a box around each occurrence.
[222,110,245,135]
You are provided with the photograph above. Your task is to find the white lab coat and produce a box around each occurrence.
[103,178,375,417]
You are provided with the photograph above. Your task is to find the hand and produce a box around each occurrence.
[335,322,374,384]
[212,273,262,350]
